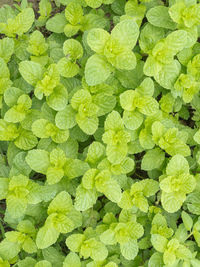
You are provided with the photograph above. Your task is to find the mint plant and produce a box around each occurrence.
[0,0,200,266]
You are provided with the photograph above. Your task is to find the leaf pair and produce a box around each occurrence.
[66,231,108,262]
[75,169,121,211]
[119,179,159,213]
[100,212,144,260]
[152,121,191,157]
[160,154,196,213]
[85,19,139,85]
[144,30,188,89]
[57,39,83,78]
[26,148,89,184]
[120,78,159,130]
[0,8,34,37]
[0,174,42,218]
[0,119,38,150]
[70,89,99,135]
[102,111,131,164]
[46,2,106,37]
[36,191,82,249]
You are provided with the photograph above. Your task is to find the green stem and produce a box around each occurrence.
[0,220,5,239]
[135,173,144,179]
[187,231,193,239]
[0,207,5,214]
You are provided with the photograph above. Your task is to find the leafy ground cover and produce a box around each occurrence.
[1,0,200,266]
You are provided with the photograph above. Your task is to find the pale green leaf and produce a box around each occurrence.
[111,19,139,50]
[120,240,138,260]
[85,54,112,86]
[46,13,67,33]
[26,149,50,174]
[146,6,176,30]
[19,61,43,86]
[75,185,97,211]
[141,148,165,171]
[87,28,110,54]
[181,211,193,231]
[36,225,59,249]
[63,252,81,267]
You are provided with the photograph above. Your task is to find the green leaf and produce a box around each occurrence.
[26,149,50,174]
[100,229,116,245]
[138,96,159,116]
[80,238,108,261]
[63,252,81,267]
[19,61,43,86]
[113,50,137,70]
[120,90,139,112]
[120,240,138,260]
[50,213,74,233]
[141,148,165,171]
[75,185,97,211]
[27,30,48,56]
[154,60,181,90]
[139,23,165,54]
[46,84,68,111]
[151,234,168,253]
[106,143,128,165]
[42,247,65,267]
[101,179,122,203]
[181,211,193,231]
[17,257,36,267]
[149,252,164,267]
[22,237,37,253]
[87,28,110,54]
[111,19,139,50]
[166,154,189,176]
[0,37,14,62]
[65,2,83,25]
[86,141,105,166]
[71,89,91,110]
[0,178,9,199]
[63,39,83,59]
[57,57,79,78]
[55,105,76,130]
[65,234,85,252]
[48,191,72,215]
[0,239,20,260]
[46,166,64,184]
[4,87,23,107]
[11,151,31,176]
[36,225,59,249]
[35,260,52,267]
[161,191,185,213]
[64,24,80,37]
[85,54,112,86]
[46,13,67,33]
[142,179,159,197]
[6,194,27,218]
[38,0,52,20]
[14,129,38,150]
[31,119,52,138]
[136,77,155,97]
[166,30,188,53]
[76,114,98,135]
[82,168,97,190]
[104,110,124,131]
[146,6,176,29]
[93,93,116,117]
[14,8,35,36]
[85,0,102,8]
[64,159,89,179]
[194,130,200,144]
